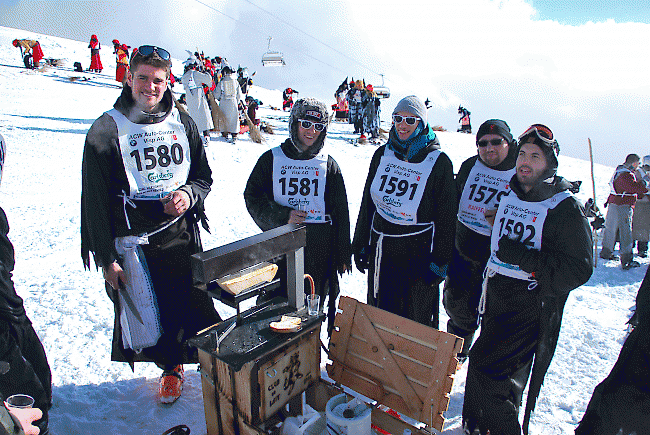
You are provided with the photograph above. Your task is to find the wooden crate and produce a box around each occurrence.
[325,296,463,432]
[198,325,321,435]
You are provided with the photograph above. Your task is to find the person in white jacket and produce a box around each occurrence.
[214,66,243,143]
[181,64,214,146]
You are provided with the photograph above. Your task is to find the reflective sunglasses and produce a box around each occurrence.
[477,138,505,147]
[135,45,171,61]
[518,124,555,145]
[392,114,419,125]
[298,119,326,131]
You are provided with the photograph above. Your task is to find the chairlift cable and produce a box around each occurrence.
[240,0,384,79]
[190,0,380,79]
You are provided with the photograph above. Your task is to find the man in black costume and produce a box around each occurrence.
[81,45,220,404]
[462,124,593,435]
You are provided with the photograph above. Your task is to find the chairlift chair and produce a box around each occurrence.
[262,37,285,67]
[374,73,390,99]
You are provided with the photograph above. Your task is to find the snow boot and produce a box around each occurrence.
[159,365,184,404]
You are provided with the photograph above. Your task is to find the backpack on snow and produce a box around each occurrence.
[73,62,83,72]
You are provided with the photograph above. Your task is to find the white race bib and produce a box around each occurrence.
[108,108,192,200]
[370,148,440,225]
[458,160,515,236]
[272,147,328,223]
[486,190,572,280]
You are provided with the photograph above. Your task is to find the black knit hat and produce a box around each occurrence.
[288,98,329,157]
[476,119,514,145]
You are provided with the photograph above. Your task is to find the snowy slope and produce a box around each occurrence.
[0,27,645,435]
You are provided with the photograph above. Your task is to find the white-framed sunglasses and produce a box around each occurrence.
[298,119,326,131]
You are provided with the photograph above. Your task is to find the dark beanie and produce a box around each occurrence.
[476,119,514,145]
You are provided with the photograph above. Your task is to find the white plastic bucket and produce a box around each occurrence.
[325,394,371,435]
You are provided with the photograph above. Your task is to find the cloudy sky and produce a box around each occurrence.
[2,0,650,166]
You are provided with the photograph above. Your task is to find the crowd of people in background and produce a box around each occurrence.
[5,36,650,435]
[334,78,382,142]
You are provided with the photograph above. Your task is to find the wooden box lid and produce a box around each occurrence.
[326,296,463,432]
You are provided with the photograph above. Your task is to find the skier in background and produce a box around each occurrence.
[88,34,103,73]
[12,39,44,69]
[458,105,471,134]
[283,87,297,111]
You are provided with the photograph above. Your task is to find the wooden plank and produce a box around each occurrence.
[352,303,423,415]
[328,296,357,380]
[345,334,437,387]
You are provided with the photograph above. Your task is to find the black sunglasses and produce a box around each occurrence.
[477,138,505,147]
[392,114,419,125]
[135,45,171,61]
[299,119,326,131]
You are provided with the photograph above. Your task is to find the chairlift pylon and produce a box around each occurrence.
[262,36,285,67]
[374,73,390,99]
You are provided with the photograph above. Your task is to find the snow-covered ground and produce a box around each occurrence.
[0,27,644,434]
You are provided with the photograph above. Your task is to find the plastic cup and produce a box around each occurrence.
[4,394,34,409]
[306,294,320,316]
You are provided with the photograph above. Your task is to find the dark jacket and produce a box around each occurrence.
[472,175,593,434]
[352,125,457,268]
[244,139,352,275]
[575,268,650,435]
[81,85,212,270]
[0,207,52,433]
[81,85,218,365]
[454,146,517,263]
[0,208,26,324]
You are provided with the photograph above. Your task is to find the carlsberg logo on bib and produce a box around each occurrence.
[370,148,440,225]
[272,147,328,223]
[108,108,192,200]
[487,190,571,280]
[458,160,515,236]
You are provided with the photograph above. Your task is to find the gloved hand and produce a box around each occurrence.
[496,236,529,266]
[354,247,369,273]
[429,262,448,279]
[425,261,447,286]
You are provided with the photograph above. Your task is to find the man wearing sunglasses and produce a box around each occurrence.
[443,119,518,364]
[244,98,352,334]
[599,154,648,270]
[352,95,457,328]
[81,45,220,404]
[462,125,593,435]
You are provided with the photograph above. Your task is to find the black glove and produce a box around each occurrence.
[424,261,447,286]
[354,247,369,273]
[496,236,529,266]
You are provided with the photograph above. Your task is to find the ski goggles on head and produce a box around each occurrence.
[477,138,505,147]
[518,124,555,145]
[134,45,171,61]
[298,119,326,131]
[392,114,419,125]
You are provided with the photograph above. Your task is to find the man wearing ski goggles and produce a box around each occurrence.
[518,124,559,154]
[462,122,593,435]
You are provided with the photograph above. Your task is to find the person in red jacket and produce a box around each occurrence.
[88,34,103,73]
[600,153,649,269]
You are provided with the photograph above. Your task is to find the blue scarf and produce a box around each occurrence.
[388,123,437,161]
